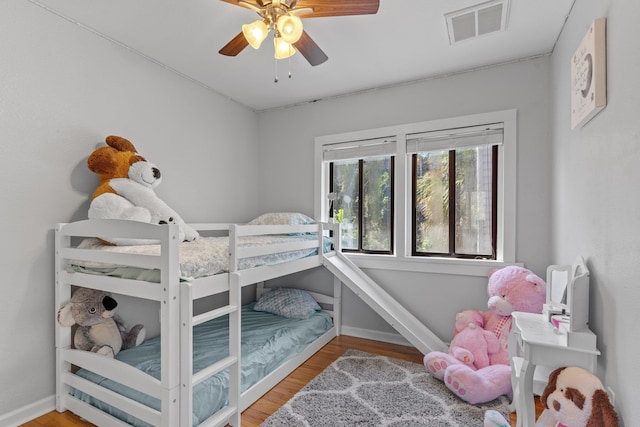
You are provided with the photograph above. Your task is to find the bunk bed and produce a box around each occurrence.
[55,217,342,427]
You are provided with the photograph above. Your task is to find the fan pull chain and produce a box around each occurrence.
[274,57,279,83]
[274,45,294,83]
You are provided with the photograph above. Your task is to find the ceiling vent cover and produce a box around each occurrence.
[445,0,510,45]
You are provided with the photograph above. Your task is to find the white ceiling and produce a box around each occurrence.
[36,0,575,111]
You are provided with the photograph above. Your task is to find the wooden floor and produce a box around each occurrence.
[23,336,540,426]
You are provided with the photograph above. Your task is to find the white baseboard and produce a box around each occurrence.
[0,395,55,427]
[341,326,416,348]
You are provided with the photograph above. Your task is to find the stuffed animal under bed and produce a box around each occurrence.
[87,135,199,245]
[57,287,145,358]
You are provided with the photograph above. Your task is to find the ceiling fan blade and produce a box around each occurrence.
[219,32,249,56]
[289,7,314,17]
[294,0,379,18]
[294,31,328,66]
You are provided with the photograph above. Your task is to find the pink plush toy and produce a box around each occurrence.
[454,309,484,334]
[448,310,500,370]
[449,322,501,370]
[424,265,546,404]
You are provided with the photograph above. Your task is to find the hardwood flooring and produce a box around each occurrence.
[22,336,539,426]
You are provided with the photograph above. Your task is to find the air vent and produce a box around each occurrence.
[445,0,510,45]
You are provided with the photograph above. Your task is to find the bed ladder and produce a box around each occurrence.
[323,251,448,354]
[180,276,242,427]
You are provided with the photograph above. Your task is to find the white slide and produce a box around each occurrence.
[323,251,447,354]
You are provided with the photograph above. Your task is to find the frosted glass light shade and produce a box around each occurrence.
[274,37,296,59]
[276,15,303,44]
[242,20,268,49]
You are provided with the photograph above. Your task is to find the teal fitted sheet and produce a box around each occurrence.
[71,303,333,426]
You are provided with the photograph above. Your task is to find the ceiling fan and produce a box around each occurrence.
[218,0,380,66]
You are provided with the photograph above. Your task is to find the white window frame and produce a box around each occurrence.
[314,109,517,277]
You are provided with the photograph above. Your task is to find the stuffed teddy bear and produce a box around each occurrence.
[448,316,501,370]
[87,135,199,245]
[453,309,485,334]
[424,265,546,404]
[57,287,146,358]
[484,366,619,427]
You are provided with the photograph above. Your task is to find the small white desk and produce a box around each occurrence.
[509,312,600,427]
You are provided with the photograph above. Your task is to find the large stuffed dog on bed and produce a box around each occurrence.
[87,135,199,245]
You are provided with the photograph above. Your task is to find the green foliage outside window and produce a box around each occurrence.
[331,156,393,253]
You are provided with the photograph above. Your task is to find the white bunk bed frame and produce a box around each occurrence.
[55,219,342,427]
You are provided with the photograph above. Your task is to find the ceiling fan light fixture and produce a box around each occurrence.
[274,36,296,59]
[276,15,303,44]
[220,0,380,66]
[242,20,269,49]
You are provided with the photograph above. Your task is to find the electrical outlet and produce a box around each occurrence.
[607,386,615,406]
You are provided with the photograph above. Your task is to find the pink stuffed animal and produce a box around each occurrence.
[424,265,546,404]
[448,322,501,370]
[454,309,484,334]
[447,309,500,370]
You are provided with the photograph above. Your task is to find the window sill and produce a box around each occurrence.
[343,253,522,277]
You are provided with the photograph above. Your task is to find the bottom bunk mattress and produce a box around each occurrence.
[71,303,333,426]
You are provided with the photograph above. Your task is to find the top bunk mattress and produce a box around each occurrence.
[68,234,333,281]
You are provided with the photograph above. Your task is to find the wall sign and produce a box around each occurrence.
[571,18,607,129]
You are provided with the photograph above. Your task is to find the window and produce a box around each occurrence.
[323,138,395,254]
[315,110,516,273]
[408,125,502,259]
[330,156,394,253]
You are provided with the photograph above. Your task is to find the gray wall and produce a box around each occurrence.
[0,0,259,418]
[550,0,640,424]
[257,57,554,341]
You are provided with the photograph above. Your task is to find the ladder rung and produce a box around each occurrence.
[199,405,238,427]
[193,305,238,327]
[193,355,238,386]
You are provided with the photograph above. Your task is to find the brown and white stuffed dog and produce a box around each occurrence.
[87,135,199,245]
[536,366,619,427]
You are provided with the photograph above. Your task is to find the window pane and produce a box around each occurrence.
[414,151,449,253]
[332,160,359,250]
[455,146,493,256]
[363,156,392,251]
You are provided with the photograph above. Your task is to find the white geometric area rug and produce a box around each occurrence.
[260,349,511,427]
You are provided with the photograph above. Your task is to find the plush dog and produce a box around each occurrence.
[536,366,618,427]
[484,366,619,427]
[57,287,145,358]
[87,135,199,245]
